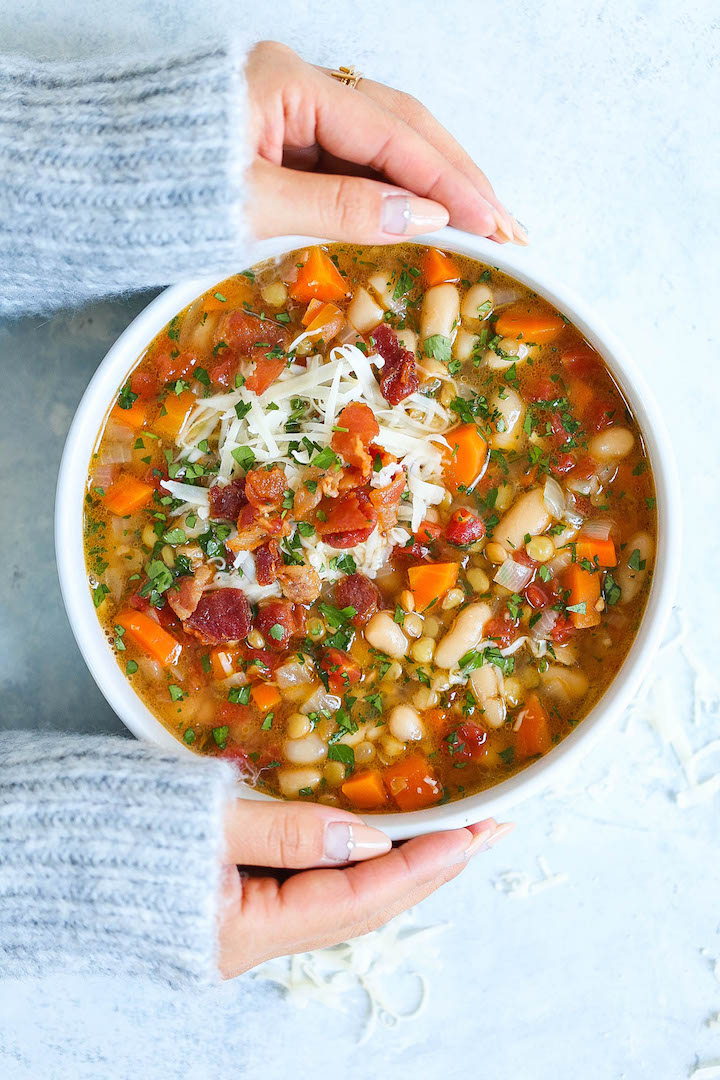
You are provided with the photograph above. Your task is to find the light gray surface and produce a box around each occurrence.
[1,2,719,1078]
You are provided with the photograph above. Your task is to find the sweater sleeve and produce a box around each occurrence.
[0,732,238,987]
[0,44,253,318]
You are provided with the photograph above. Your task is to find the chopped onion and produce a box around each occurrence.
[543,477,565,519]
[91,464,118,490]
[98,439,132,466]
[300,685,341,716]
[561,492,585,529]
[529,609,559,641]
[276,658,315,688]
[581,518,614,541]
[104,420,134,445]
[493,558,534,592]
[104,566,125,603]
[566,474,594,496]
[547,548,573,576]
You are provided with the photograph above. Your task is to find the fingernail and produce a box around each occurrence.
[381,193,449,236]
[465,820,515,858]
[492,209,515,244]
[510,217,529,245]
[323,821,391,864]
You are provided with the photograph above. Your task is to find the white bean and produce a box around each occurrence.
[616,531,653,604]
[367,271,396,309]
[588,427,635,461]
[452,328,480,362]
[489,387,526,450]
[470,663,501,699]
[277,767,322,797]
[396,327,418,354]
[347,287,384,333]
[284,733,328,766]
[421,283,460,343]
[388,705,425,742]
[434,602,491,670]
[496,488,551,552]
[461,283,494,329]
[481,696,507,728]
[364,611,409,659]
[486,337,530,371]
[540,665,590,701]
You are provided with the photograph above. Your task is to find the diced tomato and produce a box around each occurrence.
[334,574,380,627]
[513,549,538,569]
[216,309,289,356]
[444,507,486,547]
[404,519,443,560]
[256,601,297,651]
[320,648,362,694]
[551,451,577,476]
[445,722,489,763]
[130,371,159,400]
[523,374,557,403]
[549,412,569,447]
[551,614,576,644]
[128,592,179,631]
[155,348,197,384]
[209,355,237,388]
[584,396,619,434]
[571,454,596,480]
[561,344,602,377]
[483,615,519,648]
[524,583,550,609]
[245,356,286,395]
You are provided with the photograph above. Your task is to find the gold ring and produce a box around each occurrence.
[329,65,363,90]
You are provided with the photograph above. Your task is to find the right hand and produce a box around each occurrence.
[218,799,512,977]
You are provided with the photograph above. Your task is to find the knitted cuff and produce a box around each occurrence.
[0,733,237,987]
[0,43,253,317]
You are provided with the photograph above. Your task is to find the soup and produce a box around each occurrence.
[84,243,656,812]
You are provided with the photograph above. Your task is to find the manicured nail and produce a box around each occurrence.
[323,821,391,864]
[492,209,515,244]
[381,193,449,236]
[465,820,515,858]
[510,217,529,245]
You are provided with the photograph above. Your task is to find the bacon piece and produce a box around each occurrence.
[315,491,377,537]
[331,403,379,479]
[227,502,290,554]
[255,540,283,586]
[371,325,419,405]
[129,591,180,630]
[208,478,247,521]
[245,466,287,513]
[334,573,380,627]
[184,588,253,645]
[256,600,298,651]
[368,471,406,533]
[319,648,362,694]
[167,564,214,622]
[277,564,322,605]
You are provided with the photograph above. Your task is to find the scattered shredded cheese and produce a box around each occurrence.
[493,856,569,898]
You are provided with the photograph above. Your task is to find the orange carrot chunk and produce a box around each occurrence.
[301,298,324,326]
[341,769,389,810]
[443,423,488,494]
[407,563,459,612]
[115,609,182,667]
[495,304,565,344]
[575,536,617,567]
[515,693,552,759]
[303,302,346,342]
[110,400,147,432]
[383,753,443,811]
[565,563,602,628]
[104,473,154,516]
[251,683,282,711]
[290,247,349,303]
[422,247,460,287]
[209,646,242,681]
[152,389,196,439]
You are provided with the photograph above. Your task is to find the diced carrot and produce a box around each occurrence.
[383,753,443,811]
[408,562,459,612]
[565,563,602,628]
[494,304,565,344]
[115,609,182,667]
[515,693,552,759]
[422,247,460,287]
[567,378,594,415]
[341,769,389,810]
[152,390,196,439]
[110,400,147,432]
[290,247,348,303]
[104,473,155,516]
[575,536,617,567]
[301,299,324,326]
[251,683,282,711]
[209,646,242,681]
[443,423,488,493]
[303,302,346,342]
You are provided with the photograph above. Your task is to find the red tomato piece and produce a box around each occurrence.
[551,451,577,476]
[245,356,286,395]
[334,574,380,627]
[524,583,550,609]
[155,349,197,384]
[445,722,489,763]
[320,648,362,694]
[444,507,486,547]
[584,397,619,434]
[130,371,159,400]
[256,600,297,651]
[209,355,237,388]
[523,374,557,403]
[484,615,520,648]
[551,614,576,644]
[561,345,602,377]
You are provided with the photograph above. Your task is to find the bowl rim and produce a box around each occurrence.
[55,227,681,841]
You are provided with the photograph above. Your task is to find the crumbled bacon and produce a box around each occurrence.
[334,573,380,626]
[208,478,247,521]
[256,600,298,651]
[331,403,379,480]
[184,588,253,645]
[228,502,291,554]
[254,540,283,586]
[245,466,287,513]
[277,564,322,605]
[368,471,406,532]
[371,325,419,405]
[167,563,214,622]
[314,490,378,548]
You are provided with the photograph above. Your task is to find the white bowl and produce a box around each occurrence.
[56,228,681,841]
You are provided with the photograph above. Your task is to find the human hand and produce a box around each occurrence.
[245,41,526,248]
[218,799,512,977]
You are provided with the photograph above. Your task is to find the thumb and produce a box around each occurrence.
[248,158,456,244]
[223,798,391,869]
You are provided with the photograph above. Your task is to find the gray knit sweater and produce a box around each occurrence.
[0,46,254,985]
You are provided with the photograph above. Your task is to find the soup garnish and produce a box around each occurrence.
[85,244,656,811]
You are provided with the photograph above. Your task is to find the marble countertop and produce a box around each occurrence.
[1,1,718,1077]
